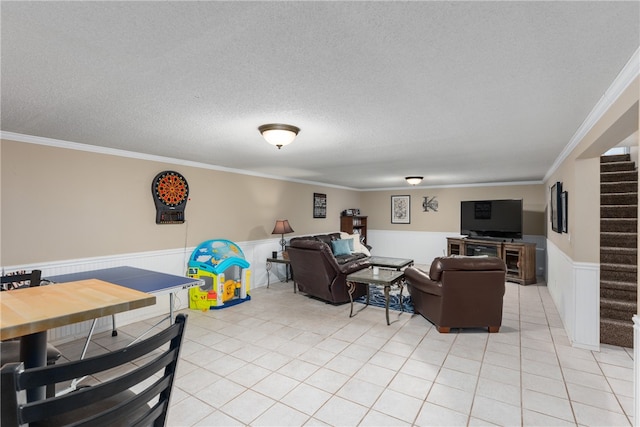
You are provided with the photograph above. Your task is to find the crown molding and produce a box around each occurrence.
[0,131,358,191]
[544,46,640,182]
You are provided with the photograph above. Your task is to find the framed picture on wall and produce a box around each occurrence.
[550,181,562,233]
[313,193,327,218]
[391,195,410,224]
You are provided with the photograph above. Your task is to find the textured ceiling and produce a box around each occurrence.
[1,1,638,189]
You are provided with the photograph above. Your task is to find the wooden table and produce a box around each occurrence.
[346,268,406,325]
[0,279,155,401]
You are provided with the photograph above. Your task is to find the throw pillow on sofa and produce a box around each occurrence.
[340,232,371,256]
[331,239,352,256]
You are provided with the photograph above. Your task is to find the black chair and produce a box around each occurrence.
[1,313,188,427]
[1,270,62,398]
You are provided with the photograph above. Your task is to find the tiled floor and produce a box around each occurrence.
[55,274,634,426]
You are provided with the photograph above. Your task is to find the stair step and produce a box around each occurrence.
[601,193,638,205]
[601,288,637,301]
[601,162,636,173]
[601,318,633,348]
[601,170,638,183]
[601,154,631,163]
[601,279,638,291]
[601,298,637,319]
[601,205,637,218]
[601,218,637,233]
[601,263,637,273]
[601,247,637,264]
[600,268,637,283]
[600,154,637,349]
[600,232,637,248]
[601,181,638,194]
[601,287,637,301]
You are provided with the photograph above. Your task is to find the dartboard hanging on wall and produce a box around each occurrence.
[151,170,189,224]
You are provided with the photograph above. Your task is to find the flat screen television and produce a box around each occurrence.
[460,199,523,239]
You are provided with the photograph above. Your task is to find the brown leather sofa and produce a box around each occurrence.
[405,256,506,333]
[287,233,370,303]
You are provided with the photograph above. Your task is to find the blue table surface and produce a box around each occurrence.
[46,266,200,294]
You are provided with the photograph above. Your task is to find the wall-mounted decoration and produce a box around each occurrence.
[313,193,327,218]
[422,196,438,212]
[391,195,411,224]
[561,191,568,233]
[152,170,189,224]
[550,181,562,233]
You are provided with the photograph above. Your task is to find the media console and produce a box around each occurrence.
[447,237,536,285]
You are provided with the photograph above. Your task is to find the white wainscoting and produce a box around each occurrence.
[546,239,600,351]
[3,237,285,344]
[368,230,546,274]
[367,230,453,266]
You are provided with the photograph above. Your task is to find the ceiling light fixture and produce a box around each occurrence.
[405,176,423,186]
[259,123,300,149]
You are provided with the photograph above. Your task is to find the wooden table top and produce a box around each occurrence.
[0,279,156,340]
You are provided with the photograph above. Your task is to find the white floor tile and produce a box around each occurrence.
[281,383,332,416]
[471,395,521,426]
[359,410,411,426]
[252,372,301,400]
[53,280,635,427]
[414,402,469,426]
[336,377,385,407]
[314,396,369,426]
[250,402,310,427]
[572,401,632,426]
[372,388,424,423]
[522,389,574,422]
[219,389,276,424]
[426,383,475,415]
[476,377,521,407]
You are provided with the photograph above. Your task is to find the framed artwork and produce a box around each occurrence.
[313,193,327,218]
[561,191,568,233]
[550,182,562,233]
[391,195,410,224]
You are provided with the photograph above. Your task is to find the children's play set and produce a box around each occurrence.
[187,239,251,310]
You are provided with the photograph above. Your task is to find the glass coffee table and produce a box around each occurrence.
[368,256,414,270]
[346,268,406,325]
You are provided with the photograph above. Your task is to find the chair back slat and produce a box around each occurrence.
[1,313,187,427]
[1,270,42,290]
[18,319,181,389]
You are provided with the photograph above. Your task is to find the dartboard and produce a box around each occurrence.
[153,171,189,207]
[151,171,189,224]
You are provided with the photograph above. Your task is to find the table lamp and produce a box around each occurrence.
[272,219,294,254]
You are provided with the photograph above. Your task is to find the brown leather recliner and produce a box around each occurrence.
[287,238,370,304]
[405,256,506,333]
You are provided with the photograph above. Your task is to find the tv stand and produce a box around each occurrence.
[447,237,536,285]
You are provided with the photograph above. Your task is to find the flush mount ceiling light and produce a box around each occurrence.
[259,123,300,149]
[405,176,423,185]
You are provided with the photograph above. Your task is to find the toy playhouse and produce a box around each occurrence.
[187,239,251,310]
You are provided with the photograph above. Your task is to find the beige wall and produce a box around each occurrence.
[0,139,361,265]
[546,76,639,263]
[2,139,548,267]
[360,185,545,235]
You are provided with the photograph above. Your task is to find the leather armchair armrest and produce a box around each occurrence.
[339,259,371,275]
[405,267,443,297]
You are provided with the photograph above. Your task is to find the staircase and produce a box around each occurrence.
[600,154,638,348]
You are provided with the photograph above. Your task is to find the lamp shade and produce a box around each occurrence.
[272,219,294,235]
[405,176,423,185]
[259,124,300,149]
